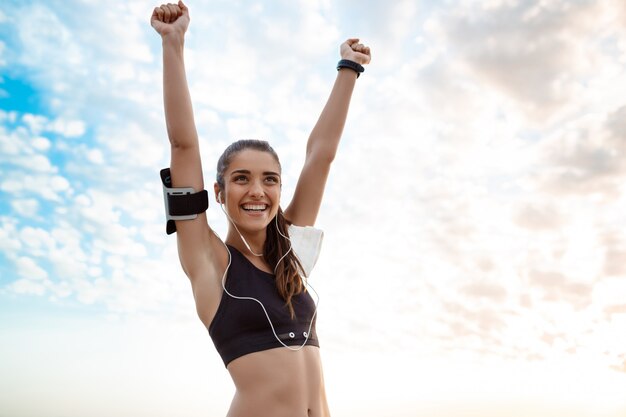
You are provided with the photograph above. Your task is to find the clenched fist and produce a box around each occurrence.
[340,39,371,65]
[151,0,189,37]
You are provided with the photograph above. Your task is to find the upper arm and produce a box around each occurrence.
[283,150,333,227]
[169,145,227,277]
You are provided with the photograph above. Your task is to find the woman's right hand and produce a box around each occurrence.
[150,1,189,38]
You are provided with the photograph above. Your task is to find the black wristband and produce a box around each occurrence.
[337,59,364,78]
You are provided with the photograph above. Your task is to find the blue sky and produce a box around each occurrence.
[2,0,626,416]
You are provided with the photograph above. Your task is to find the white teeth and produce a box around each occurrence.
[242,204,267,211]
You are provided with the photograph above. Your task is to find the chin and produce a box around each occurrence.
[235,215,271,233]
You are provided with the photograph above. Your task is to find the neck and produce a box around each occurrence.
[226,227,266,256]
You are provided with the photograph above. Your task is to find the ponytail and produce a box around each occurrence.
[264,207,305,319]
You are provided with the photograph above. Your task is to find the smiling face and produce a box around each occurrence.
[216,148,282,234]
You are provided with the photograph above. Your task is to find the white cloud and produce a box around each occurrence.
[86,149,104,164]
[1,173,71,201]
[48,118,86,138]
[225,117,273,142]
[529,269,593,309]
[16,256,48,280]
[600,231,626,277]
[427,0,625,122]
[0,41,6,67]
[50,176,71,191]
[17,4,83,69]
[14,154,55,173]
[22,113,85,138]
[514,200,565,231]
[18,227,56,252]
[10,278,47,296]
[31,136,51,151]
[0,128,21,155]
[0,217,22,252]
[96,122,163,169]
[11,199,40,218]
[531,106,626,197]
[22,114,49,135]
[461,282,508,302]
[0,110,17,123]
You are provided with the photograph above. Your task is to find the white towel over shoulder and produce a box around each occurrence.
[287,224,324,278]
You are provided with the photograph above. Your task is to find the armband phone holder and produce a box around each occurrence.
[160,168,209,235]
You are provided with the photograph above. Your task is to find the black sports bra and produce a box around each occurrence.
[208,245,319,367]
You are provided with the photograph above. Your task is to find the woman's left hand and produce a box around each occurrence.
[340,38,371,65]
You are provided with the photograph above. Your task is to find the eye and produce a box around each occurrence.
[234,175,248,182]
[265,176,279,184]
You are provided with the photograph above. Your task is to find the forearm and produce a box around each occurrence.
[306,69,358,160]
[162,33,198,149]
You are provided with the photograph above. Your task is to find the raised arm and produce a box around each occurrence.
[152,2,198,152]
[152,2,225,281]
[284,38,371,226]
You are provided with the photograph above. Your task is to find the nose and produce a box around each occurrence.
[249,179,264,198]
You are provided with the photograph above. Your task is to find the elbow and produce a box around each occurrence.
[170,139,186,150]
[306,143,338,165]
[166,124,198,150]
[167,129,185,149]
[323,151,337,164]
[307,150,336,166]
[166,127,181,149]
[169,136,195,151]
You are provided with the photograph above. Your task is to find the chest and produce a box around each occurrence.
[223,263,316,331]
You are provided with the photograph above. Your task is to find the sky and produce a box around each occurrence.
[1,0,626,416]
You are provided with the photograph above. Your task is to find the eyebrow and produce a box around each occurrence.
[230,169,281,177]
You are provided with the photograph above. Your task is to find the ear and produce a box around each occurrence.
[213,182,222,203]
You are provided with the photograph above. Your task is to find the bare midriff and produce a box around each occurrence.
[225,345,330,417]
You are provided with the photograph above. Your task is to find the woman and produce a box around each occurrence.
[151,2,371,416]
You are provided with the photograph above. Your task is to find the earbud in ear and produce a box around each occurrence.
[218,191,223,204]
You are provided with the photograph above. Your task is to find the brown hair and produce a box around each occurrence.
[216,139,305,318]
